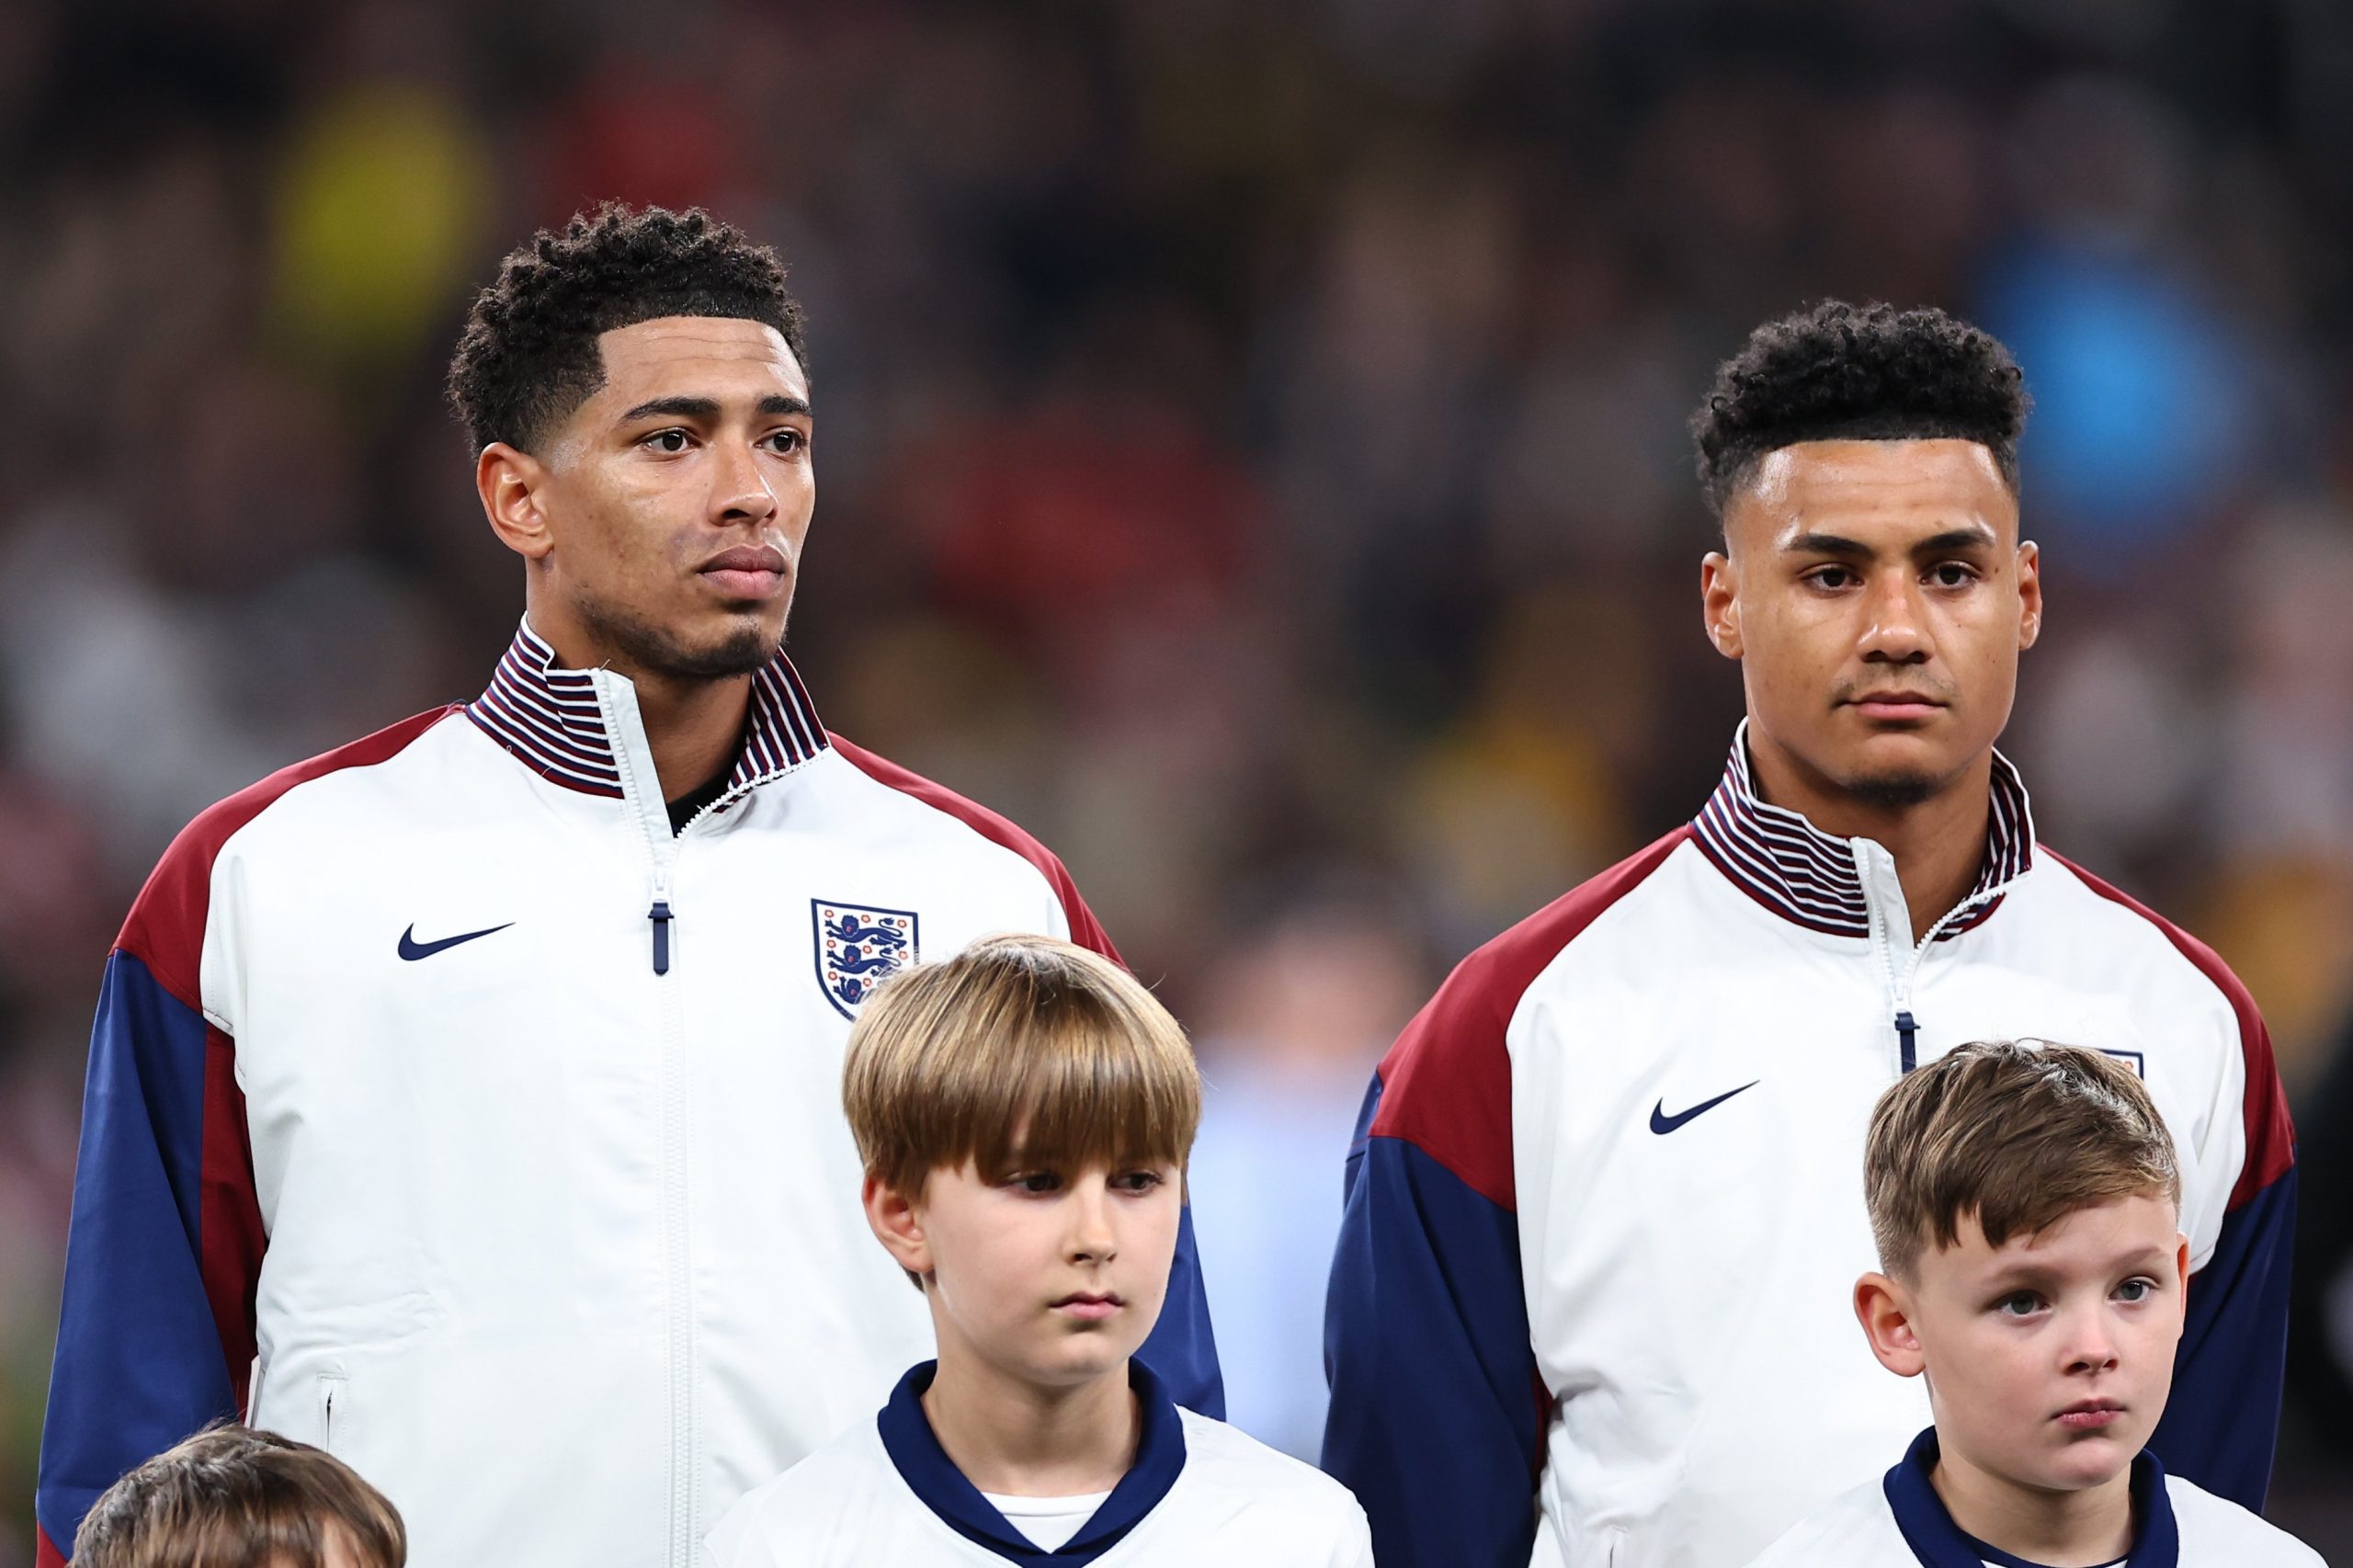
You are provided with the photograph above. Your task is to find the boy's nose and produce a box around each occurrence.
[1064,1182,1120,1263]
[2060,1309,2121,1375]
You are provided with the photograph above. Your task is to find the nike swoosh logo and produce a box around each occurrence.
[1650,1080,1760,1134]
[397,922,514,961]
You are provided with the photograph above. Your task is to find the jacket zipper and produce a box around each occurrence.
[593,670,700,1568]
[1855,839,1972,1076]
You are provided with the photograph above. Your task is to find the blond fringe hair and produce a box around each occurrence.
[74,1425,405,1568]
[843,934,1200,1200]
[1865,1039,2180,1280]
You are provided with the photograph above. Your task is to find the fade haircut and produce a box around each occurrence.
[1865,1040,2180,1281]
[73,1425,405,1568]
[446,202,809,454]
[1690,300,2030,519]
[843,935,1200,1214]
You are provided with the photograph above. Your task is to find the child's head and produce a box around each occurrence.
[73,1425,405,1568]
[843,933,1201,1390]
[1855,1040,2188,1494]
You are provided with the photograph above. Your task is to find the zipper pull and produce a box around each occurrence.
[650,899,673,975]
[1894,1009,1918,1074]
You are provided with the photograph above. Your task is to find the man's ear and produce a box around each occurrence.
[1700,550,1744,660]
[863,1174,933,1280]
[2016,539,2042,650]
[1855,1271,1927,1378]
[478,441,557,563]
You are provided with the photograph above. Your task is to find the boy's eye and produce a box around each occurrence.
[1112,1170,1165,1193]
[1007,1172,1061,1195]
[1995,1290,2043,1317]
[642,428,691,453]
[2114,1278,2155,1303]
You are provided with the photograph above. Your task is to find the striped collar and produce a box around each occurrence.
[1690,720,2034,942]
[465,619,829,804]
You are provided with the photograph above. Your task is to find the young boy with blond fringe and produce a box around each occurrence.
[73,1425,405,1568]
[704,934,1372,1566]
[1745,1040,2320,1568]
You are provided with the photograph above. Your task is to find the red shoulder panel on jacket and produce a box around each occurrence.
[1370,826,1695,1212]
[2051,850,2295,1205]
[114,707,460,1013]
[828,733,1122,967]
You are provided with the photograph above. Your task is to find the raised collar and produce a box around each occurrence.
[1883,1427,2175,1568]
[464,619,828,805]
[1690,720,2035,942]
[877,1358,1188,1565]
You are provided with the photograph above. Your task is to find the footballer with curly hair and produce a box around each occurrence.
[34,206,1222,1568]
[1324,301,2294,1568]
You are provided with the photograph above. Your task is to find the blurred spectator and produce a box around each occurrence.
[1188,883,1432,1459]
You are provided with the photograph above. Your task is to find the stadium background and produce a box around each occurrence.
[5,0,2353,1557]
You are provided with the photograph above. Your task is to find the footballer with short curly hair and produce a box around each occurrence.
[34,205,1223,1567]
[1324,301,2294,1568]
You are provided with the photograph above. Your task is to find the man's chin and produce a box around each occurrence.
[664,622,780,680]
[1836,769,1944,811]
[576,596,784,682]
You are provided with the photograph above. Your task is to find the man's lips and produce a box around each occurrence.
[2054,1399,2125,1431]
[1845,691,1946,722]
[698,545,790,598]
[1051,1291,1123,1321]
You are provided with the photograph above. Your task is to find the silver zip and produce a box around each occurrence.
[1853,835,2018,1074]
[590,669,699,1568]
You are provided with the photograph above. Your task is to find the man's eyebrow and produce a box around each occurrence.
[616,393,813,425]
[1910,526,1999,554]
[1781,530,1871,559]
[1779,525,2000,558]
[618,395,721,424]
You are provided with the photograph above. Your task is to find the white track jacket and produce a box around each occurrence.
[1324,726,2294,1568]
[35,623,1222,1568]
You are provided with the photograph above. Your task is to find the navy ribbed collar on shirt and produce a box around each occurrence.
[877,1358,1188,1565]
[1884,1426,2175,1568]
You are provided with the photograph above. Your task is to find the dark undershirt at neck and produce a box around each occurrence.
[665,767,733,835]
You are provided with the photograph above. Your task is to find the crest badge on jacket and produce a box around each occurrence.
[813,899,921,1019]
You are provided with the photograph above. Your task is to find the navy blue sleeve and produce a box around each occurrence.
[1323,1081,1541,1568]
[37,952,259,1564]
[2147,1168,2294,1509]
[1140,1203,1224,1418]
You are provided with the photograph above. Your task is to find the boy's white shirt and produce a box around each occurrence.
[703,1362,1373,1567]
[1740,1430,2325,1568]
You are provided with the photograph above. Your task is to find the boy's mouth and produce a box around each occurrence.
[1050,1291,1123,1321]
[2053,1399,2125,1430]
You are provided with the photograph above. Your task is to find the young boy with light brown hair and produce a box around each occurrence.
[72,1425,404,1568]
[703,933,1371,1566]
[1745,1040,2319,1568]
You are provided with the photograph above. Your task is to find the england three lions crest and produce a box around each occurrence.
[813,899,920,1020]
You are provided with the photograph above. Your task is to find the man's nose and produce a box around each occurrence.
[710,437,779,524]
[1859,573,1929,664]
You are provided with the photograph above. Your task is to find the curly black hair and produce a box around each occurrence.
[1689,301,2029,519]
[447,203,809,453]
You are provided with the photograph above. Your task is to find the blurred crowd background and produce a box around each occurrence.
[6,0,2353,1556]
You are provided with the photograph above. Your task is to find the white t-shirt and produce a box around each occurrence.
[1742,1429,2325,1568]
[979,1490,1113,1551]
[704,1360,1373,1566]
